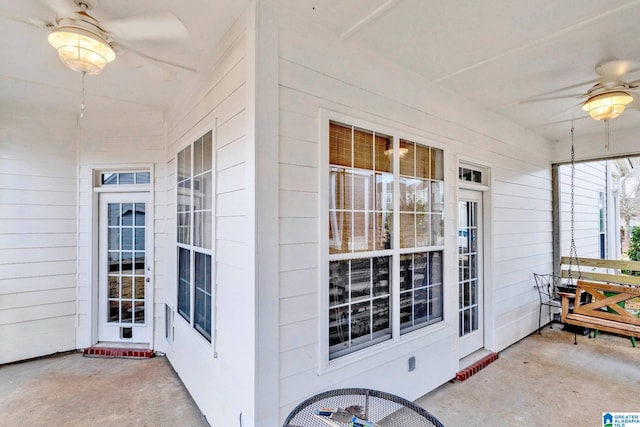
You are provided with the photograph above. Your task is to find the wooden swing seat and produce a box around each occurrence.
[559,257,640,346]
[560,280,640,342]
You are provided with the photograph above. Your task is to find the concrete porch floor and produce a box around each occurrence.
[0,351,209,427]
[0,325,638,427]
[416,325,640,426]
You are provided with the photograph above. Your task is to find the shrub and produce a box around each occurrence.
[623,226,640,276]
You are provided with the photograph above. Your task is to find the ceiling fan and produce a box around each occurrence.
[520,60,640,121]
[2,0,194,75]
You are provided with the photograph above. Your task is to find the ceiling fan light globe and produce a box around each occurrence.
[48,28,115,74]
[383,143,409,158]
[582,91,633,120]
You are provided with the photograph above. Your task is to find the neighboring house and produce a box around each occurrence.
[557,160,621,262]
[2,4,639,427]
[612,157,640,253]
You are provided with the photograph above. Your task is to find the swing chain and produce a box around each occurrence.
[568,123,581,281]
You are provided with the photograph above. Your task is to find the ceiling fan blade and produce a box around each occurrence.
[39,0,76,17]
[0,11,50,29]
[112,42,196,73]
[627,78,640,88]
[526,114,590,130]
[625,98,640,111]
[595,60,639,78]
[518,93,586,104]
[509,77,600,107]
[104,12,188,40]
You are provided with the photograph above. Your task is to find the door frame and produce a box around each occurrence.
[458,189,485,358]
[97,192,153,344]
[90,166,155,348]
[457,159,493,356]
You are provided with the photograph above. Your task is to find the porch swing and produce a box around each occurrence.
[553,123,640,346]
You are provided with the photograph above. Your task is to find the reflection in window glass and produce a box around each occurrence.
[107,202,147,325]
[194,252,212,341]
[178,248,190,321]
[458,166,482,183]
[328,123,393,255]
[119,173,134,184]
[101,172,151,185]
[136,172,150,184]
[102,173,117,185]
[399,145,443,248]
[400,252,443,334]
[329,257,391,359]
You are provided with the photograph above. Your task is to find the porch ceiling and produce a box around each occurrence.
[2,0,640,142]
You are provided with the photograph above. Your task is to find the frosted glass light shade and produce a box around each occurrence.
[48,27,115,74]
[582,91,633,120]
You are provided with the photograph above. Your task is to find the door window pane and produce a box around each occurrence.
[107,202,146,326]
[459,200,479,337]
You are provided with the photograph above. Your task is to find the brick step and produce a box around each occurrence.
[83,347,153,359]
[455,352,499,382]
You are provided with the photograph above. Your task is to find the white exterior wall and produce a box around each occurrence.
[275,5,554,421]
[0,108,78,364]
[163,10,257,426]
[558,162,607,260]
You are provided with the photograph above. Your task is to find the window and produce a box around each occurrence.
[459,166,482,184]
[177,130,213,342]
[327,121,444,360]
[101,171,150,185]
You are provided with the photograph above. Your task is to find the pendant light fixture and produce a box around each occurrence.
[581,90,633,121]
[47,3,115,75]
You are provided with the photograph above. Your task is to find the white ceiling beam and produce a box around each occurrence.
[340,0,402,39]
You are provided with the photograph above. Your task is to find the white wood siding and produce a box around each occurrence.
[163,10,256,426]
[275,5,554,420]
[558,161,607,260]
[0,109,77,364]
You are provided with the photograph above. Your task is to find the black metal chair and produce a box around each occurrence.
[533,273,564,334]
[283,388,444,427]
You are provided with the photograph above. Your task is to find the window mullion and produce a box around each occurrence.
[189,148,195,327]
[391,136,401,340]
[350,127,355,254]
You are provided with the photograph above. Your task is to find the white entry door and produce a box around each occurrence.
[98,192,152,344]
[458,189,484,358]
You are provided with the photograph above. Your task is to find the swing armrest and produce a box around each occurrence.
[559,291,575,323]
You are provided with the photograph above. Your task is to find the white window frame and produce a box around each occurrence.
[93,166,153,194]
[320,111,448,371]
[175,127,216,348]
